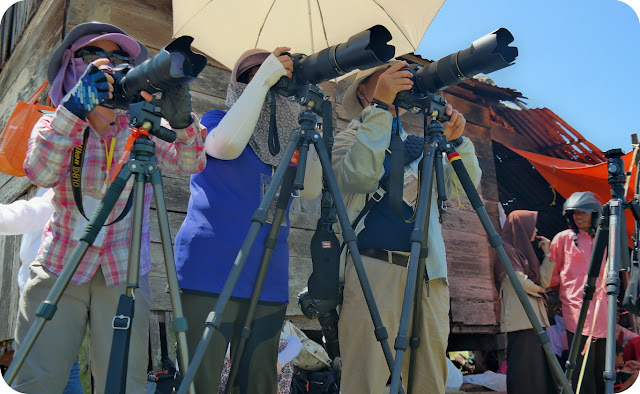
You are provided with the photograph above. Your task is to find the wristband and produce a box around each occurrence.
[450,136,465,147]
[370,99,389,111]
[544,253,551,258]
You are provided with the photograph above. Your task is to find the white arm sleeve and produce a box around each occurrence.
[0,188,54,235]
[204,54,287,160]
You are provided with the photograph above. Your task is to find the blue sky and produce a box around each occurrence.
[418,0,640,154]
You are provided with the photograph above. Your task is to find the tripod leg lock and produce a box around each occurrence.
[535,330,551,345]
[240,327,252,340]
[35,301,57,320]
[565,360,576,370]
[419,247,429,259]
[410,230,425,243]
[341,228,357,244]
[265,236,278,249]
[172,317,188,333]
[394,335,408,351]
[487,234,502,248]
[603,371,617,382]
[374,326,389,342]
[409,337,420,350]
[251,209,269,225]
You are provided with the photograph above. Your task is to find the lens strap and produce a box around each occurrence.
[268,89,280,156]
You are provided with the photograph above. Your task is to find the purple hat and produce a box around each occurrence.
[231,48,271,83]
[47,21,148,84]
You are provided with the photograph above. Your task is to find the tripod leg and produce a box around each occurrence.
[5,165,134,386]
[224,165,297,394]
[176,133,301,394]
[389,143,437,394]
[106,170,147,394]
[148,168,195,394]
[445,150,573,394]
[604,200,625,393]
[564,205,609,390]
[312,137,406,394]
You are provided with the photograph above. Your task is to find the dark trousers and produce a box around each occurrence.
[566,331,606,394]
[181,292,287,394]
[507,329,557,394]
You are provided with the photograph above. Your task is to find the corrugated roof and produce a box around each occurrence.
[493,107,606,164]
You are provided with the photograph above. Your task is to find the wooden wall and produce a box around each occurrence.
[0,0,505,366]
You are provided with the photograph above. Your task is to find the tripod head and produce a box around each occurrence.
[128,101,177,143]
[605,148,627,199]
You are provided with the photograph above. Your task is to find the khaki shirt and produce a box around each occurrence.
[331,106,482,281]
[499,257,555,332]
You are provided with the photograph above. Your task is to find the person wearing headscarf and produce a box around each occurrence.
[493,210,556,394]
[174,47,321,393]
[14,22,206,393]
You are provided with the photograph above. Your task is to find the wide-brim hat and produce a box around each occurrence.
[231,48,271,83]
[47,21,148,83]
[342,60,400,118]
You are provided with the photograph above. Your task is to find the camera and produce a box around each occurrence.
[107,36,207,109]
[274,25,395,97]
[394,28,518,113]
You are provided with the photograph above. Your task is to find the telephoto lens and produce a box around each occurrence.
[274,25,395,96]
[395,28,518,112]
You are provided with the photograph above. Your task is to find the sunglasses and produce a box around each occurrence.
[74,46,132,66]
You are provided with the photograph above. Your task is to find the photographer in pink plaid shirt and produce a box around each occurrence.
[12,22,205,393]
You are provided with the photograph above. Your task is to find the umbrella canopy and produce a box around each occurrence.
[173,0,446,70]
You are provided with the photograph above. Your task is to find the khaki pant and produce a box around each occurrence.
[339,255,450,394]
[13,261,150,394]
[181,292,286,394]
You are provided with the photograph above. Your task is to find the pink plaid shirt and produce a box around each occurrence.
[25,106,206,286]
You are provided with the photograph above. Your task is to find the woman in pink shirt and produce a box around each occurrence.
[550,191,606,394]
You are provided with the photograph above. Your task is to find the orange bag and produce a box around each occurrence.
[0,81,54,176]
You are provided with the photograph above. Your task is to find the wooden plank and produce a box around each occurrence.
[149,274,172,311]
[164,311,177,366]
[490,125,538,152]
[0,0,64,126]
[287,256,313,316]
[149,311,163,371]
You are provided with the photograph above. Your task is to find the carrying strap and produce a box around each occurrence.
[105,294,135,394]
[70,128,133,225]
[27,81,49,105]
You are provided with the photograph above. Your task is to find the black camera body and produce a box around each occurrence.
[107,36,207,109]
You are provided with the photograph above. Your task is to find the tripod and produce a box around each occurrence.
[387,95,573,394]
[561,149,640,394]
[4,102,194,394]
[177,84,405,394]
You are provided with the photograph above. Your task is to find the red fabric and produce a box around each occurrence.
[508,147,636,245]
[623,336,640,362]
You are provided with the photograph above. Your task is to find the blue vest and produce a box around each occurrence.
[174,110,290,303]
[357,131,424,252]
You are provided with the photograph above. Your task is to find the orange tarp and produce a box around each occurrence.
[508,147,637,244]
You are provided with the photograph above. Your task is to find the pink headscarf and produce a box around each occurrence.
[48,33,141,107]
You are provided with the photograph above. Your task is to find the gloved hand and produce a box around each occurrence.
[61,61,114,120]
[151,84,193,129]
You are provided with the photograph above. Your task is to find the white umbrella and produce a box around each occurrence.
[173,0,446,70]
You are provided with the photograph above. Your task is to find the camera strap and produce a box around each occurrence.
[267,90,280,156]
[388,132,406,220]
[70,128,133,225]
